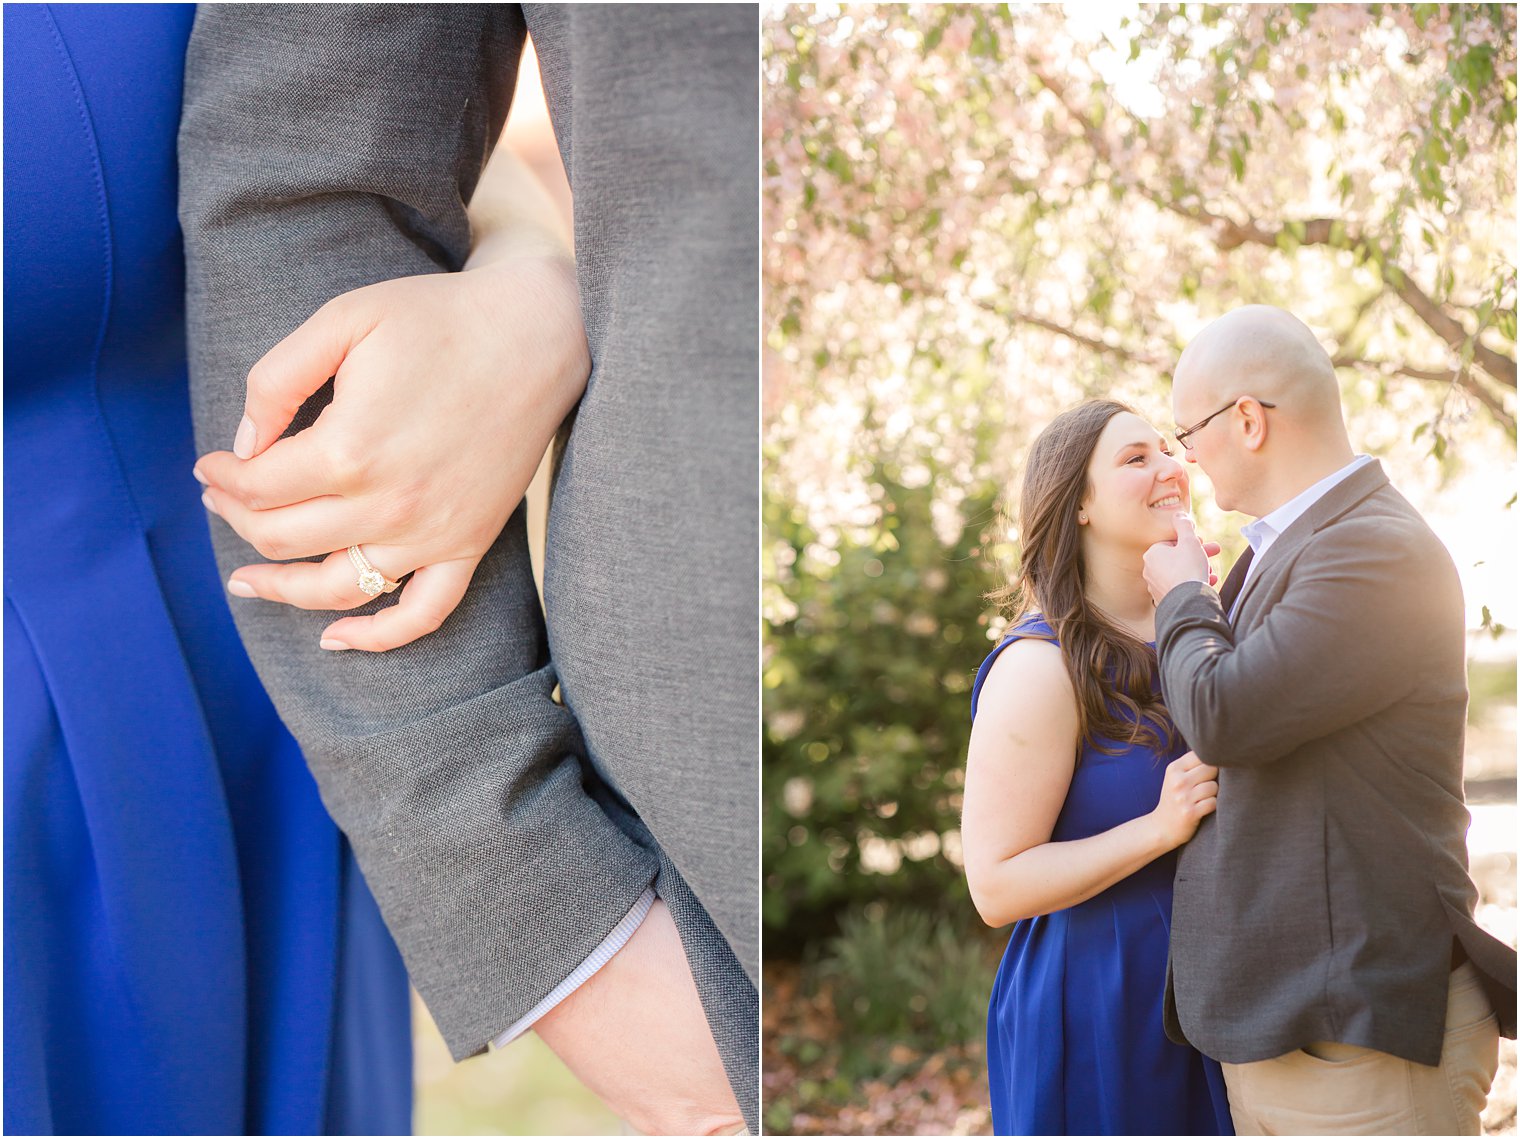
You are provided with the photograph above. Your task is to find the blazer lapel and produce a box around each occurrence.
[1217,547,1254,615]
[1229,460,1391,625]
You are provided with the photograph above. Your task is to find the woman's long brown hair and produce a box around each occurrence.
[989,399,1174,757]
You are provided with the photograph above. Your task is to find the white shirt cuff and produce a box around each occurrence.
[489,886,656,1049]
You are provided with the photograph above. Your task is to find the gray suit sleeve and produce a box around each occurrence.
[178,3,658,1059]
[1154,518,1440,768]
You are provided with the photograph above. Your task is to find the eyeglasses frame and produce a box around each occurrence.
[1174,397,1277,450]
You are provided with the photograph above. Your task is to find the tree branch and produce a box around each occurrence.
[974,299,1168,369]
[1210,225,1517,388]
[1030,65,1519,394]
[1330,353,1517,434]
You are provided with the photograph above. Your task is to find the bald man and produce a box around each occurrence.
[1141,305,1516,1135]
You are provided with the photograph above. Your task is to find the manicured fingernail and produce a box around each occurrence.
[233,416,256,460]
[201,490,220,516]
[192,465,209,485]
[227,579,256,598]
[320,638,351,651]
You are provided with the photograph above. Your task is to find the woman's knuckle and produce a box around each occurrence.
[253,532,287,561]
[246,358,275,396]
[326,437,370,488]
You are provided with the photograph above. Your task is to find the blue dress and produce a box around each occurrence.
[971,618,1232,1136]
[3,6,412,1133]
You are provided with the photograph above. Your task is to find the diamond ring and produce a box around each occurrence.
[347,545,400,598]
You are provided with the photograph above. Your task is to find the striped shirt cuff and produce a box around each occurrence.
[489,887,657,1049]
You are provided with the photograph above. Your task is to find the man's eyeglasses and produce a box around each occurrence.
[1174,397,1276,450]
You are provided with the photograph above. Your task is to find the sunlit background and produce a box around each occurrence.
[762,4,1516,1134]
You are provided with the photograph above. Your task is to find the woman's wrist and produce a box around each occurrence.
[466,225,573,273]
[459,254,589,412]
[1139,808,1182,856]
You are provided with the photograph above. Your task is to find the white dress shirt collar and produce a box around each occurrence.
[1240,454,1375,563]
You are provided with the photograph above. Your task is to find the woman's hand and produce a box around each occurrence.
[1149,750,1219,849]
[194,252,588,651]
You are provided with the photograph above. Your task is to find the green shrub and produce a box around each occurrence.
[763,442,1010,952]
[812,902,1000,1079]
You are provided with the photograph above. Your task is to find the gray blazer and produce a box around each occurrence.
[1156,459,1516,1066]
[178,4,757,1124]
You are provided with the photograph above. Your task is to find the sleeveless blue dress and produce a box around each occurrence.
[971,618,1232,1136]
[3,6,412,1133]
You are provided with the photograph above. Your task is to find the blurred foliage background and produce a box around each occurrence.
[762,4,1516,1134]
[413,996,618,1136]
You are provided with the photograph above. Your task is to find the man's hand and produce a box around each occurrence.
[534,900,744,1136]
[1143,513,1219,605]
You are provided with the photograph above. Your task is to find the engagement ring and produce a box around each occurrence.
[347,545,400,598]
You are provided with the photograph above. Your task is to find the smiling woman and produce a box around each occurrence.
[960,399,1231,1134]
[989,400,1194,751]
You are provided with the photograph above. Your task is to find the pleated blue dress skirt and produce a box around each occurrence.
[4,6,413,1133]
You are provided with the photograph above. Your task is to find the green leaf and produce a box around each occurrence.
[823,148,854,184]
[969,19,999,59]
[1450,90,1472,130]
[1453,44,1496,91]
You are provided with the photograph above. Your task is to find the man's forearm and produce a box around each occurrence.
[179,3,659,1058]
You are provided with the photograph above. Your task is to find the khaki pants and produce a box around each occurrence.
[1221,962,1499,1135]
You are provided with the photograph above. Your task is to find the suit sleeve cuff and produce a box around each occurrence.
[489,887,657,1048]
